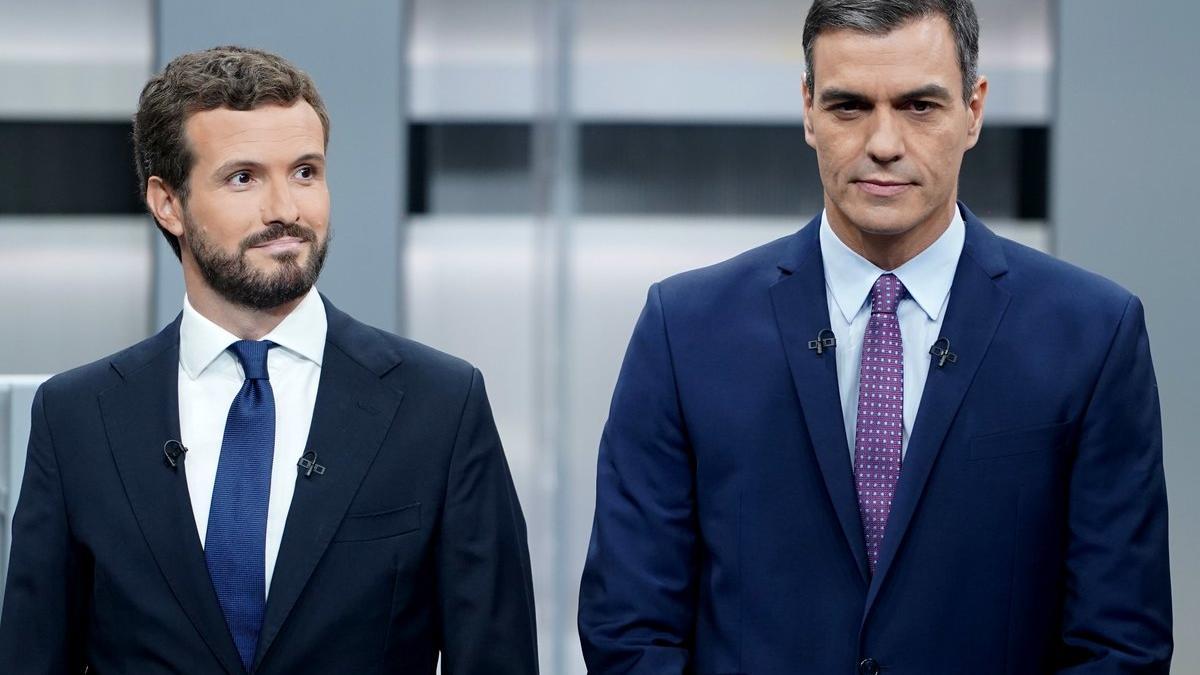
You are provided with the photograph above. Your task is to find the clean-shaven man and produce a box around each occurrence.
[579,1,1172,673]
[0,46,538,674]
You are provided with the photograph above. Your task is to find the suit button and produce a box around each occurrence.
[858,657,881,675]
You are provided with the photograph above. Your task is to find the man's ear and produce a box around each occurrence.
[964,75,988,150]
[802,72,817,150]
[145,176,185,238]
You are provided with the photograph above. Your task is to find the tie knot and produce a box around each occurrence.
[228,340,275,380]
[870,274,906,314]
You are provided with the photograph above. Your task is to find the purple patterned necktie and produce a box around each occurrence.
[854,273,906,574]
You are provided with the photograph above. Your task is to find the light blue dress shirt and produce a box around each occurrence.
[819,206,966,460]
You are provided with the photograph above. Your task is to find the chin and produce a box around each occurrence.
[270,251,304,265]
[253,247,305,266]
[842,204,922,237]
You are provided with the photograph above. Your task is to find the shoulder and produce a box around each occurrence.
[653,231,799,314]
[324,301,479,396]
[383,327,478,383]
[987,231,1136,321]
[38,322,177,407]
[660,231,794,294]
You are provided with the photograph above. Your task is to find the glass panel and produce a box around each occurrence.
[0,217,153,375]
[0,0,151,120]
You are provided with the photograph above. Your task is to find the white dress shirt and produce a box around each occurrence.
[178,287,326,593]
[819,207,965,460]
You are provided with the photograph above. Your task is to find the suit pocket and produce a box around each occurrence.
[968,421,1073,461]
[333,502,421,542]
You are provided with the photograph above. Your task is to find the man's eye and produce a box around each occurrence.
[296,166,314,179]
[909,100,935,113]
[229,171,252,185]
[835,102,864,112]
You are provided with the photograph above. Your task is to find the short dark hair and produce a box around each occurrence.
[803,0,980,104]
[132,46,330,259]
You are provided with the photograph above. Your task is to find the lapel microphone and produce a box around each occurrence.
[808,329,837,356]
[298,450,326,478]
[163,440,188,469]
[929,337,958,367]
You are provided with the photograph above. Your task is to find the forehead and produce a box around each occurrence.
[183,101,325,165]
[810,15,961,96]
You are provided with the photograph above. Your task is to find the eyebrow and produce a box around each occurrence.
[818,84,954,105]
[897,84,954,102]
[818,88,869,105]
[293,152,326,166]
[211,153,326,180]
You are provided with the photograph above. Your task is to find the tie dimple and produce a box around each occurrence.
[869,273,905,314]
[229,339,272,380]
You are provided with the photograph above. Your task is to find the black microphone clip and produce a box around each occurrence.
[929,337,958,367]
[298,451,326,478]
[808,329,837,356]
[163,440,188,469]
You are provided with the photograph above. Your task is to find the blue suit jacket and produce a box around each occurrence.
[0,297,538,674]
[579,206,1171,674]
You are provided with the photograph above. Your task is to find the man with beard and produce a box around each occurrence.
[0,46,538,674]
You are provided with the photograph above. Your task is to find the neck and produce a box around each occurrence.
[181,263,304,341]
[826,199,957,270]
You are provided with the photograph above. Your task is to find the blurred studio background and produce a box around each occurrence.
[0,0,1197,672]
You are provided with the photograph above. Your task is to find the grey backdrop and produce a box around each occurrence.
[1053,0,1200,669]
[153,0,408,333]
[141,0,1200,670]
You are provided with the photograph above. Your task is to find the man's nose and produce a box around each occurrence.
[865,110,905,164]
[262,178,300,225]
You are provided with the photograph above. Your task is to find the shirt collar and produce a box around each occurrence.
[179,287,328,380]
[819,205,965,323]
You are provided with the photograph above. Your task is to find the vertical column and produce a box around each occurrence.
[0,377,46,609]
[153,0,408,333]
[1053,0,1200,666]
[0,385,9,610]
[532,0,578,672]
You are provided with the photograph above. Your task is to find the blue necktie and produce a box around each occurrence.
[206,340,276,670]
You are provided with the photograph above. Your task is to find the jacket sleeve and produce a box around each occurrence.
[437,368,539,674]
[1054,295,1173,673]
[0,385,90,673]
[578,283,698,674]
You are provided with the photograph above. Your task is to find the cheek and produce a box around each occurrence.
[186,199,252,240]
[913,122,968,167]
[814,146,856,192]
[811,125,861,177]
[913,144,963,188]
[298,189,331,227]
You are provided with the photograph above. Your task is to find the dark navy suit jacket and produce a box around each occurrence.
[0,298,538,674]
[579,205,1171,674]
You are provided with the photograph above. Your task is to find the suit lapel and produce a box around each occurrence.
[863,208,1012,617]
[770,218,870,582]
[253,301,404,670]
[99,318,246,675]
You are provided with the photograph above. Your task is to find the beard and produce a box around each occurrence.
[183,214,330,311]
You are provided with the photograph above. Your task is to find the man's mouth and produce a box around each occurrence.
[251,236,307,253]
[855,180,913,197]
